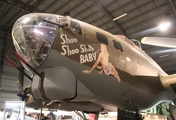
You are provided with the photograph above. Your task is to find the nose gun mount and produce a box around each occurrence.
[6,52,45,100]
[42,19,68,28]
[12,13,58,68]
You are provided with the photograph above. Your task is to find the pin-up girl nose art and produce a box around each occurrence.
[82,44,121,83]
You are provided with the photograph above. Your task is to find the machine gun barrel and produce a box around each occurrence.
[14,52,42,78]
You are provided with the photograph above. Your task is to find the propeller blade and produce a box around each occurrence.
[141,37,176,48]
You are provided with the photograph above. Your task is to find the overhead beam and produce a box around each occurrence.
[0,6,12,22]
[62,0,88,15]
[81,9,101,21]
[0,89,18,94]
[93,0,128,36]
[167,69,176,75]
[42,0,58,12]
[3,0,37,32]
[0,33,8,87]
[52,0,72,14]
[4,10,25,32]
[168,0,176,17]
[0,30,11,34]
[123,2,170,30]
[0,1,30,13]
[73,4,94,18]
[29,0,43,12]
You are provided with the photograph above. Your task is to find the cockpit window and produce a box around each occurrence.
[60,18,67,23]
[12,13,57,67]
[70,20,82,35]
[130,39,141,49]
[113,40,123,52]
[96,32,109,45]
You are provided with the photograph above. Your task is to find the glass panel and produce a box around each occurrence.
[12,13,57,67]
[13,28,26,53]
[130,39,142,49]
[96,32,108,45]
[113,40,123,52]
[70,20,82,35]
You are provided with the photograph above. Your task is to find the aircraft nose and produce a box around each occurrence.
[12,13,57,68]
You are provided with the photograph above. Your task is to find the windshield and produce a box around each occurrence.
[12,13,57,68]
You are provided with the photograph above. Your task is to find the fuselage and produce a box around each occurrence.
[11,13,176,112]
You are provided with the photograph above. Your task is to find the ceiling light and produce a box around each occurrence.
[159,22,171,31]
[159,54,169,58]
[113,13,127,21]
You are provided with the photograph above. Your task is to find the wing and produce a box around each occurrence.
[117,69,165,94]
[141,37,176,48]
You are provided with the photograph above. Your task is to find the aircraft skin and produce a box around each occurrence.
[11,13,176,113]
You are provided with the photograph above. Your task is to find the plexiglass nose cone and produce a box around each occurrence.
[12,13,57,68]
